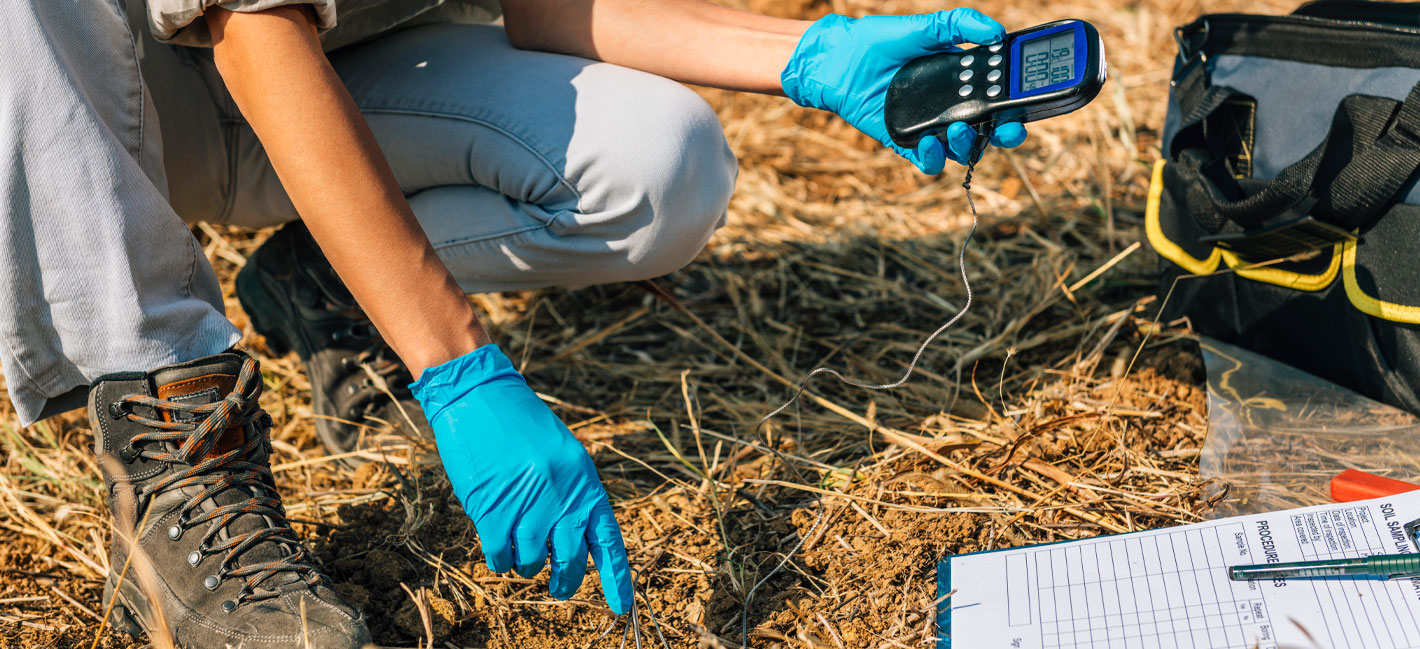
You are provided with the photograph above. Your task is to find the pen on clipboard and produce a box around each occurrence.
[1227,554,1420,582]
[1227,516,1420,582]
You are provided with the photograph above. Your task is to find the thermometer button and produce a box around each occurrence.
[958,84,974,97]
[988,54,1003,67]
[986,69,1002,83]
[986,85,1002,98]
[960,55,975,67]
[958,69,974,82]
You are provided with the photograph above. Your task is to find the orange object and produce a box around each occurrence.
[1330,469,1420,502]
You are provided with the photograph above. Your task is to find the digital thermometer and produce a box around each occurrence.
[884,19,1107,148]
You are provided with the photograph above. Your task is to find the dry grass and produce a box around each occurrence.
[0,0,1299,647]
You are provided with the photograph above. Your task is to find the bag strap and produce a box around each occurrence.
[1318,81,1420,226]
[1171,70,1326,232]
[1175,144,1324,233]
[1170,68,1420,235]
[1172,55,1230,133]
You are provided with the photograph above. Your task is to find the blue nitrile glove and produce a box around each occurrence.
[781,9,1029,174]
[411,345,632,614]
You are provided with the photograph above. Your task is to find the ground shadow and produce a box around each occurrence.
[313,217,1165,647]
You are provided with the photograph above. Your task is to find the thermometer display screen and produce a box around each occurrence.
[883,19,1107,148]
[1019,32,1076,92]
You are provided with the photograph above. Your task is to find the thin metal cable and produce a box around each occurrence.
[757,131,992,429]
[737,131,992,647]
[582,570,673,649]
[740,504,827,646]
[635,585,672,648]
[586,134,995,649]
[584,616,621,649]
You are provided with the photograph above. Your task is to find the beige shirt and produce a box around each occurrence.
[149,0,502,49]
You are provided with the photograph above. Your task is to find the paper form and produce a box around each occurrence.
[939,492,1420,649]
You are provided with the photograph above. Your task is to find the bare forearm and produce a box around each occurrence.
[503,0,809,94]
[208,7,489,377]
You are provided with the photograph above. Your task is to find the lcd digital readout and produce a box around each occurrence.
[1019,32,1074,92]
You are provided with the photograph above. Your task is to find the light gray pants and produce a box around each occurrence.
[0,3,736,425]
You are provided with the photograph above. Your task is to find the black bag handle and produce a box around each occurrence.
[1320,81,1420,223]
[1169,76,1420,235]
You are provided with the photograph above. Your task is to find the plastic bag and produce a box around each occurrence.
[1200,337,1420,517]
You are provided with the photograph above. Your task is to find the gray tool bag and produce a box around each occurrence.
[1154,0,1420,412]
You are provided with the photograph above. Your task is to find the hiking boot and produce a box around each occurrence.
[91,350,370,648]
[236,221,429,462]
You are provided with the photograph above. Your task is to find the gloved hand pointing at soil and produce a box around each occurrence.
[411,345,633,614]
[781,8,1028,174]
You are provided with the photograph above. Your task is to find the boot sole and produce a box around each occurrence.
[102,573,371,648]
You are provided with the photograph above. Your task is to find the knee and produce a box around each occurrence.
[577,80,738,281]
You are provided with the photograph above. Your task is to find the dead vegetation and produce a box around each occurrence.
[0,0,1299,647]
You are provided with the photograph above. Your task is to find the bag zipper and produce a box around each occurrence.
[1183,11,1420,41]
[1293,0,1420,29]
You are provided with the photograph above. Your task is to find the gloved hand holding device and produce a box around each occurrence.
[781,8,1028,173]
[411,345,633,614]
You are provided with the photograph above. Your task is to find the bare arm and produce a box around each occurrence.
[207,6,490,378]
[502,0,810,95]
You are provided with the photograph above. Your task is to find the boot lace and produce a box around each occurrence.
[112,357,323,608]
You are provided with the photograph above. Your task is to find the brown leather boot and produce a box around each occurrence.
[91,350,370,648]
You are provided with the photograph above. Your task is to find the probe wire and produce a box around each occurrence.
[735,131,990,647]
[756,130,992,430]
[582,131,994,649]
